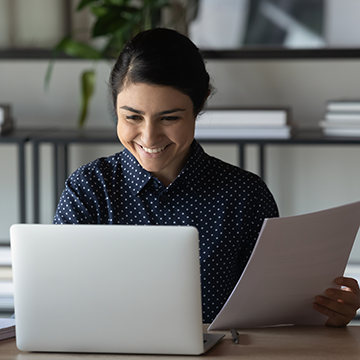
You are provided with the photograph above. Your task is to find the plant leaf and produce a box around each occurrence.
[78,69,96,127]
[104,0,128,6]
[92,9,136,37]
[44,59,55,91]
[55,37,103,59]
[90,5,109,18]
[44,45,66,90]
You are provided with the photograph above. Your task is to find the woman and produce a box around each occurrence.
[54,28,360,325]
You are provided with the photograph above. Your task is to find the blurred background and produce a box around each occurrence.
[1,0,360,318]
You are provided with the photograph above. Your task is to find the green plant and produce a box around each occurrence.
[46,0,172,128]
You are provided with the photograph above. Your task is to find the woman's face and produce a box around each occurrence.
[116,83,196,186]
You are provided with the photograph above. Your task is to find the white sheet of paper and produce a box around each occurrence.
[0,318,15,341]
[209,201,360,330]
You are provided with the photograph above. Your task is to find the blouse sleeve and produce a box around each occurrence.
[53,166,100,224]
[237,176,279,274]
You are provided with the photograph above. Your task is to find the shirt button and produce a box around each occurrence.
[153,181,159,188]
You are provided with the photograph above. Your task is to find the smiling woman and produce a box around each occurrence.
[53,28,360,326]
[116,83,196,186]
[110,28,211,186]
[106,28,210,186]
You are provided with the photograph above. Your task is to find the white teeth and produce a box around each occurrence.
[142,145,166,154]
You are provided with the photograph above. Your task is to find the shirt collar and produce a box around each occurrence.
[175,140,210,194]
[120,140,209,196]
[120,148,152,195]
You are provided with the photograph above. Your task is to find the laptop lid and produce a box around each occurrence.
[10,224,224,355]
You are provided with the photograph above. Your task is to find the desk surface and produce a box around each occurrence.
[1,325,360,359]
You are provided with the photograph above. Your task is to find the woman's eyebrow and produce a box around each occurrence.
[158,108,185,115]
[120,106,186,116]
[119,105,144,114]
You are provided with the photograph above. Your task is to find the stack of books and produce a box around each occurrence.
[319,100,360,137]
[0,246,13,314]
[195,108,292,139]
[0,104,14,135]
[0,319,15,341]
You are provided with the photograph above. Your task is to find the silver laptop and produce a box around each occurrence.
[10,224,224,355]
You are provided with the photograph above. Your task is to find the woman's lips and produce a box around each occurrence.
[140,145,167,154]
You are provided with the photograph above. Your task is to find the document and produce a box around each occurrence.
[0,318,15,341]
[209,201,360,330]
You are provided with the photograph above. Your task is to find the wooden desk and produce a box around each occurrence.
[1,325,360,359]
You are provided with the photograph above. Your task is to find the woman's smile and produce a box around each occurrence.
[139,144,167,154]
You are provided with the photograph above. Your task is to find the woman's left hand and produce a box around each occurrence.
[313,276,360,327]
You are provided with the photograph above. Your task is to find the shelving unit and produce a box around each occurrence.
[2,127,360,315]
[28,127,360,223]
[4,127,360,225]
[0,129,31,225]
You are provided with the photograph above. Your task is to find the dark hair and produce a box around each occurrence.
[109,28,211,116]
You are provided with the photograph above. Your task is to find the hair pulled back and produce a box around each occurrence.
[109,28,211,116]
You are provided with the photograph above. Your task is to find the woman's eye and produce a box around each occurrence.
[162,116,179,121]
[126,115,142,121]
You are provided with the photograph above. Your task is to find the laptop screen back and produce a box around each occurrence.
[10,224,205,355]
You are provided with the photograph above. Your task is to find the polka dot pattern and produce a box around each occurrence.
[54,140,279,323]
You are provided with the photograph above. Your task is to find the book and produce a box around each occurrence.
[324,112,360,123]
[322,128,360,137]
[0,281,14,313]
[0,267,12,281]
[0,248,13,310]
[0,318,15,341]
[0,119,14,135]
[319,121,360,137]
[197,108,290,127]
[0,247,11,266]
[0,104,14,135]
[0,104,11,124]
[327,100,360,112]
[0,281,13,298]
[195,125,292,139]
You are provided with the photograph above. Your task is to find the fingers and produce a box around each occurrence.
[313,295,355,327]
[314,293,356,322]
[313,277,360,327]
[312,301,349,327]
[327,277,360,311]
[335,276,360,296]
[326,287,360,308]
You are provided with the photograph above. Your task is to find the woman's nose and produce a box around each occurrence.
[142,121,162,145]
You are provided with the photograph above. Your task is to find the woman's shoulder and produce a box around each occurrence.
[193,141,260,184]
[68,152,122,180]
[202,153,278,216]
[205,153,264,185]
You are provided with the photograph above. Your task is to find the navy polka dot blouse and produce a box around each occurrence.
[54,140,279,323]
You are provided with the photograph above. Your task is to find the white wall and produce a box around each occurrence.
[1,58,360,260]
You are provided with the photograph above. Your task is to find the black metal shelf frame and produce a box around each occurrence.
[29,128,360,224]
[2,48,360,60]
[3,128,360,224]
